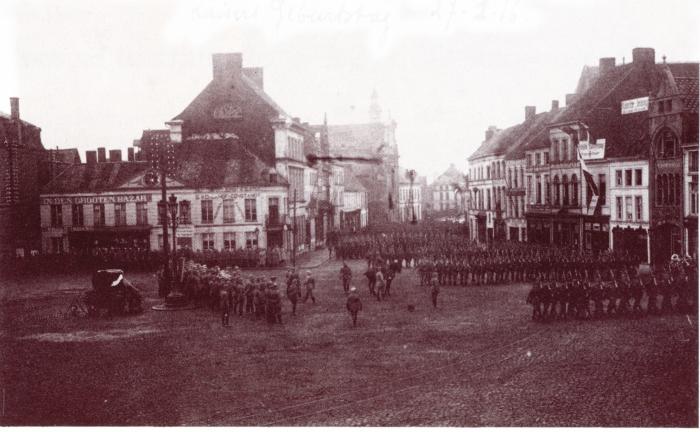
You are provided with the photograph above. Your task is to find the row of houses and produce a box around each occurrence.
[2,53,402,257]
[466,47,698,265]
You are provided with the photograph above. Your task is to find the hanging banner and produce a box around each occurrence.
[578,139,606,160]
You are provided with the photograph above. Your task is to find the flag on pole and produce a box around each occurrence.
[578,148,599,215]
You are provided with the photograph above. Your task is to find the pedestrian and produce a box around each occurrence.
[220,288,231,327]
[340,262,352,293]
[346,286,362,327]
[287,274,301,315]
[303,270,316,304]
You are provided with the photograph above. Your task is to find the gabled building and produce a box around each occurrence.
[39,138,289,254]
[313,93,400,225]
[429,163,464,218]
[167,53,321,253]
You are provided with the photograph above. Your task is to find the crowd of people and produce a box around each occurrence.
[3,246,287,275]
[170,261,317,326]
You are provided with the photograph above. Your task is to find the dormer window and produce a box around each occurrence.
[656,129,678,158]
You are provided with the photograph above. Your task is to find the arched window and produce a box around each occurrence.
[562,174,570,206]
[571,174,579,206]
[553,175,560,205]
[657,130,678,158]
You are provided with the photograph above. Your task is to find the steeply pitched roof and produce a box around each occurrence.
[550,61,698,158]
[42,138,286,194]
[321,123,387,158]
[47,148,81,164]
[431,164,464,186]
[42,161,151,194]
[174,138,285,188]
[516,108,568,155]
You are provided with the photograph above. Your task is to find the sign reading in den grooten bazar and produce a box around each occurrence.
[621,96,649,114]
[41,194,152,205]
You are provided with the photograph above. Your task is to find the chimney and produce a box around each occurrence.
[9,97,19,120]
[525,106,536,121]
[97,147,107,163]
[632,47,655,65]
[485,125,498,141]
[86,150,97,165]
[166,120,183,143]
[212,53,243,81]
[109,149,122,162]
[551,100,559,111]
[565,93,578,106]
[268,168,277,184]
[243,67,264,89]
[127,147,135,162]
[599,57,616,74]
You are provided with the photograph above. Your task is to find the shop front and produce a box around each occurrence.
[583,215,610,254]
[611,226,648,262]
[526,214,551,245]
[67,226,152,254]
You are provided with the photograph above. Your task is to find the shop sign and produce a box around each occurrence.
[42,194,151,205]
[621,96,649,114]
[176,226,194,236]
[195,192,259,200]
[578,140,606,160]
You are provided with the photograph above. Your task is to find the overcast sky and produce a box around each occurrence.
[1,0,699,181]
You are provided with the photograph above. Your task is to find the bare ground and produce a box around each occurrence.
[0,259,696,426]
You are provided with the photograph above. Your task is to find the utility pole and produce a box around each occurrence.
[292,188,297,267]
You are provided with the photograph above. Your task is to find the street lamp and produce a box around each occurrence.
[406,169,418,225]
[168,194,179,254]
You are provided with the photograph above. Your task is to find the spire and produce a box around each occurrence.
[369,89,382,122]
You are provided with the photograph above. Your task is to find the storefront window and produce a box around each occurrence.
[201,233,215,251]
[223,232,235,250]
[136,202,148,225]
[114,203,126,226]
[93,204,105,227]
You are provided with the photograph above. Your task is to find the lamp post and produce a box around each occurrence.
[168,194,179,254]
[406,169,417,225]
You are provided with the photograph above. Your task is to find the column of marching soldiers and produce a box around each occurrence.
[332,225,698,322]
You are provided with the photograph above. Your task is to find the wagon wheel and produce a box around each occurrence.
[66,295,89,318]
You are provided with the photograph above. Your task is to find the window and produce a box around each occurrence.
[562,175,569,206]
[93,204,105,227]
[552,141,558,162]
[690,151,699,172]
[201,233,215,251]
[545,175,551,205]
[616,170,623,186]
[246,231,259,248]
[136,202,148,225]
[535,153,541,166]
[527,176,533,204]
[201,200,213,224]
[625,170,632,187]
[553,176,560,206]
[691,181,698,215]
[635,169,642,186]
[245,198,257,222]
[625,196,633,220]
[599,174,606,205]
[223,232,236,250]
[543,152,549,165]
[114,203,126,226]
[536,175,542,204]
[657,130,678,158]
[571,174,579,206]
[179,200,191,224]
[487,188,492,210]
[71,204,83,227]
[289,166,305,201]
[223,199,235,223]
[487,166,491,179]
[635,196,643,220]
[616,197,623,220]
[50,204,63,227]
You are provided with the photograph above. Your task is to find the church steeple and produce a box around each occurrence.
[369,89,382,122]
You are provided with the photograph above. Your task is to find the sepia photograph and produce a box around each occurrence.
[0,0,698,427]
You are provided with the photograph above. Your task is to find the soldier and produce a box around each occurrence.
[287,274,301,315]
[340,262,352,293]
[526,276,543,321]
[430,269,440,308]
[385,265,395,298]
[375,268,386,301]
[646,272,660,315]
[346,286,362,327]
[244,276,255,315]
[303,270,316,304]
[364,266,377,296]
[219,287,231,327]
[266,277,282,324]
[253,280,266,320]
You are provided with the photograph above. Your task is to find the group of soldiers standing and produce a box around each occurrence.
[526,255,698,322]
[175,262,316,326]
